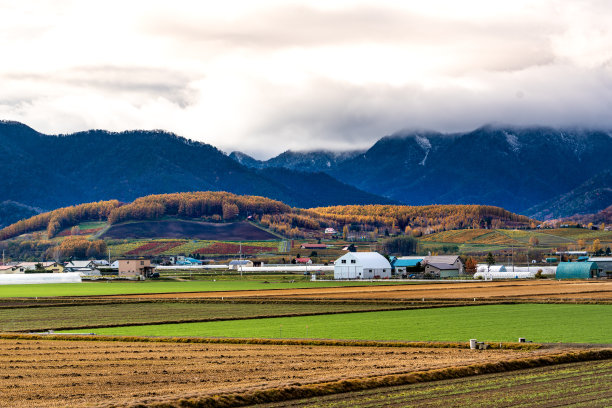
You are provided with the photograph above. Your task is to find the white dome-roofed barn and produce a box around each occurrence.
[334,252,391,279]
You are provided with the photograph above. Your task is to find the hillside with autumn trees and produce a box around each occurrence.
[0,191,537,243]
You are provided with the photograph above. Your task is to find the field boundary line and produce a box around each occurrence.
[138,349,612,408]
[0,332,541,350]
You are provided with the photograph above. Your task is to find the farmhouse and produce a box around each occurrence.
[425,263,460,278]
[228,259,254,270]
[423,255,464,274]
[334,252,391,279]
[117,259,155,278]
[589,257,612,278]
[64,260,98,275]
[12,262,64,273]
[0,265,15,274]
[556,262,600,279]
[295,257,312,264]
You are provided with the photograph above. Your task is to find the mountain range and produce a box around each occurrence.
[0,120,391,222]
[1,120,611,223]
[232,125,612,217]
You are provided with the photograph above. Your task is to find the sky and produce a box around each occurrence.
[1,1,612,158]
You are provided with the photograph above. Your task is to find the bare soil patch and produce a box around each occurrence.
[101,220,276,240]
[112,281,612,301]
[0,339,554,408]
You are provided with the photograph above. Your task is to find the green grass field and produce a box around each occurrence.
[258,360,612,408]
[0,280,412,298]
[86,304,612,343]
[0,301,402,332]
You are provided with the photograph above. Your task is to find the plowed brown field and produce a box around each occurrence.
[0,339,555,408]
[110,280,612,301]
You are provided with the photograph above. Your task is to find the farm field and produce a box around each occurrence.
[101,219,277,240]
[87,304,612,343]
[259,359,612,408]
[0,280,414,298]
[0,338,560,408]
[419,227,612,251]
[0,301,407,332]
[109,280,612,301]
[109,238,283,257]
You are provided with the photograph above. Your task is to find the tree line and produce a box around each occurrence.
[0,200,120,241]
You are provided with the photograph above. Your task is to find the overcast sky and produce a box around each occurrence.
[1,1,612,158]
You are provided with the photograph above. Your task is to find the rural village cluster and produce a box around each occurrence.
[1,232,611,284]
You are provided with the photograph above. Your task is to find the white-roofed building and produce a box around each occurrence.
[334,252,391,279]
[589,257,612,278]
[474,265,556,280]
[228,260,254,270]
[476,264,507,273]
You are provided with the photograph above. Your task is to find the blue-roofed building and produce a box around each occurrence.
[556,262,600,279]
[176,257,203,265]
[391,257,423,275]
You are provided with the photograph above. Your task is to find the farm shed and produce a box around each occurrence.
[507,266,556,276]
[589,257,612,278]
[391,258,423,273]
[301,243,327,250]
[425,263,460,278]
[556,262,600,279]
[228,260,254,270]
[474,271,534,279]
[334,252,391,280]
[476,264,507,273]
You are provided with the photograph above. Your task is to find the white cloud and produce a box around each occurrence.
[1,1,612,158]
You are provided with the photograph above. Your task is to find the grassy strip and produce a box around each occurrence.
[0,332,540,350]
[138,349,612,408]
[87,304,612,343]
[3,301,525,332]
[7,306,414,332]
[0,281,417,298]
[13,301,551,332]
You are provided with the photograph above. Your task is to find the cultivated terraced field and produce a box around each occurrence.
[102,220,277,240]
[0,338,559,408]
[110,239,282,257]
[419,227,612,251]
[259,359,612,408]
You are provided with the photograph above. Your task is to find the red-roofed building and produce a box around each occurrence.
[295,258,312,264]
